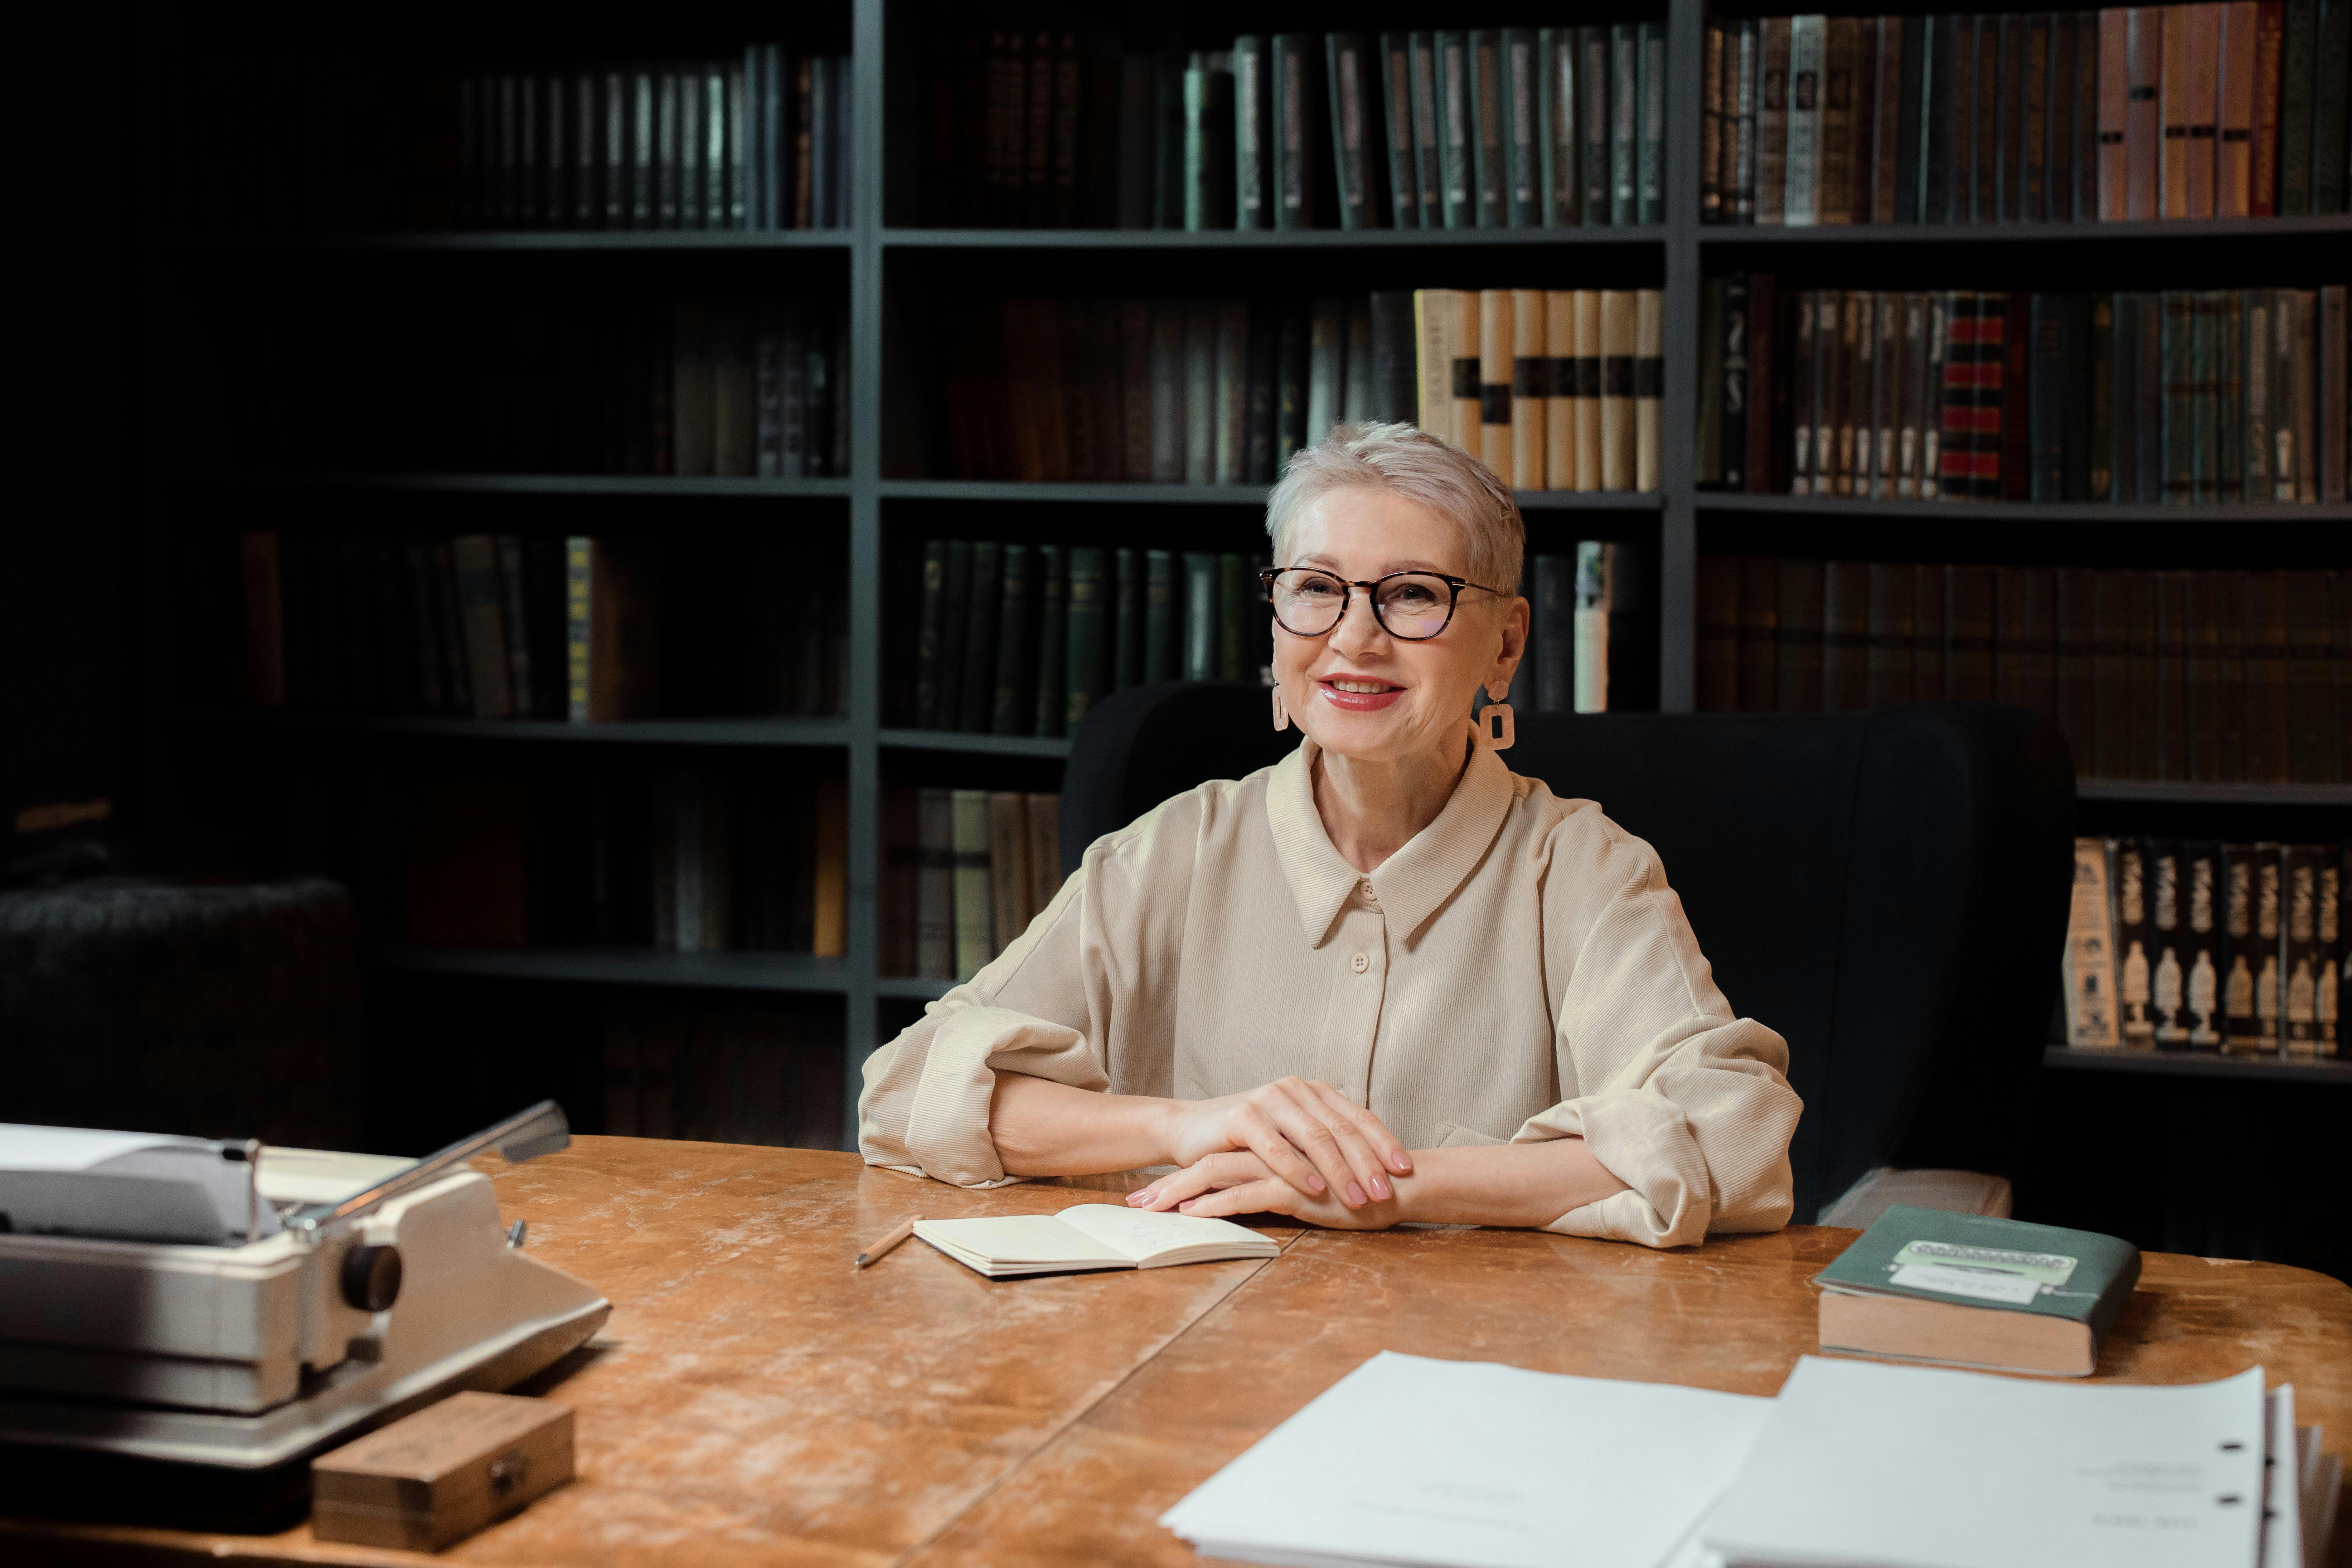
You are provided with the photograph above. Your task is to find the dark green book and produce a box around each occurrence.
[2279,0,2319,215]
[1153,52,1187,229]
[1609,24,1639,224]
[2088,296,2114,501]
[1434,31,1473,227]
[1580,28,1612,224]
[1233,36,1271,229]
[2213,292,2242,503]
[990,543,1036,736]
[1066,546,1109,730]
[1538,28,1580,225]
[1182,552,1219,680]
[1814,1205,2141,1377]
[913,538,951,729]
[1407,33,1445,228]
[1144,548,1179,683]
[1971,13,1998,222]
[959,540,1003,732]
[1183,55,1237,230]
[1217,553,1250,679]
[1112,547,1143,690]
[2189,292,2218,505]
[935,539,974,729]
[2161,292,2195,504]
[1501,28,1541,226]
[1245,301,1279,483]
[1325,33,1380,229]
[1378,33,1421,227]
[1276,304,1310,463]
[1032,543,1068,737]
[1467,30,1505,227]
[2313,0,2349,213]
[1271,34,1319,228]
[1638,22,1666,223]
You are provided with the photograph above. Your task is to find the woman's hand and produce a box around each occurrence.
[1157,1077,1413,1211]
[1129,1151,1405,1230]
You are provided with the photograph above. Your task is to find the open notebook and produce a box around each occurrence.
[912,1203,1280,1278]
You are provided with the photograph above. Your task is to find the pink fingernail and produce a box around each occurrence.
[1130,1190,1154,1205]
[1371,1176,1391,1199]
[1390,1151,1412,1173]
[1306,1173,1327,1193]
[1345,1181,1366,1206]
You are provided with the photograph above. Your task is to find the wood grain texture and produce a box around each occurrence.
[4,1138,2345,1568]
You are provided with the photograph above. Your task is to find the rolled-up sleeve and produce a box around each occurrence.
[1513,829,1802,1248]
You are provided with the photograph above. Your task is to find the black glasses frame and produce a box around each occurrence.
[1259,568,1505,641]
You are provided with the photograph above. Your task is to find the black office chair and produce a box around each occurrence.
[1062,683,2077,1225]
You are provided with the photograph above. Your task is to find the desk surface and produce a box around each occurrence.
[6,1137,2348,1568]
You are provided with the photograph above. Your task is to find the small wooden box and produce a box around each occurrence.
[311,1392,574,1552]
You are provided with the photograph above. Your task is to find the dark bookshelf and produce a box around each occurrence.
[2042,1046,2352,1087]
[149,0,2348,1166]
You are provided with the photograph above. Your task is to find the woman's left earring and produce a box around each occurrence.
[1271,685,1290,732]
[1479,699,1516,751]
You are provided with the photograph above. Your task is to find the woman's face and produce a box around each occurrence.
[1271,487,1527,767]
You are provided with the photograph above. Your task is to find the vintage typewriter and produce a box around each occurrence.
[0,1102,608,1528]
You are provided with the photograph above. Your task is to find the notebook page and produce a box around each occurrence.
[911,1214,1126,1268]
[1703,1356,2266,1568]
[1056,1203,1275,1264]
[1160,1350,1773,1568]
[2260,1385,2300,1568]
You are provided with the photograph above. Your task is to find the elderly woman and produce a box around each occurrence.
[859,423,1800,1247]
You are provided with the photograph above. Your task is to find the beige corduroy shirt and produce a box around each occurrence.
[858,737,1802,1248]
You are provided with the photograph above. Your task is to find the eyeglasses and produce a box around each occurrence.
[1260,568,1505,641]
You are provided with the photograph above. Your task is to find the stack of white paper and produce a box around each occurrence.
[1158,1351,1774,1568]
[0,1123,274,1244]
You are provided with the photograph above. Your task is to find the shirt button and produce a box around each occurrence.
[1361,880,1378,902]
[1350,952,1370,974]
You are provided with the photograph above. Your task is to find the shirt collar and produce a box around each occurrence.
[1267,736,1518,948]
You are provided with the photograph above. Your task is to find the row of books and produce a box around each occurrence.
[1414,288,1667,494]
[882,790,1063,981]
[921,27,1669,231]
[1700,6,2350,225]
[227,532,846,722]
[1693,558,2350,785]
[399,772,846,956]
[2062,838,2344,1057]
[602,999,844,1148]
[454,52,853,230]
[1695,276,2350,502]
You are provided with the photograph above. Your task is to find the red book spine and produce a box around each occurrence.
[2250,0,2284,214]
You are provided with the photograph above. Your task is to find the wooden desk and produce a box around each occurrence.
[6,1138,2347,1568]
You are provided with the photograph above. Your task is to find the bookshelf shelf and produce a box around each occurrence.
[875,976,957,1001]
[1693,494,2352,524]
[878,729,1075,759]
[878,479,1664,510]
[175,230,857,253]
[374,945,852,993]
[2074,780,2352,807]
[198,711,850,748]
[206,472,857,499]
[2042,1046,2352,1086]
[882,227,1670,251]
[1697,214,2352,246]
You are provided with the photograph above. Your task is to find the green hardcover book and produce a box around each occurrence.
[989,543,1036,736]
[1501,28,1542,226]
[2314,0,2351,212]
[1538,28,1580,225]
[1144,548,1179,683]
[2279,0,2319,214]
[1434,31,1473,228]
[2192,292,2220,505]
[1378,34,1421,227]
[2087,297,2114,502]
[1217,553,1250,678]
[912,538,951,729]
[1233,37,1270,229]
[1183,54,1237,230]
[2161,292,2196,504]
[959,540,1003,732]
[1325,33,1379,230]
[1609,23,1639,224]
[1580,27,1613,223]
[1638,22,1667,223]
[1113,546,1143,690]
[1066,546,1108,731]
[2214,293,2243,503]
[1814,1206,2142,1378]
[1468,30,1505,227]
[1032,543,1068,737]
[1696,278,1725,484]
[1407,33,1445,228]
[1182,551,1219,680]
[1153,52,1187,229]
[935,539,974,729]
[1271,34,1318,229]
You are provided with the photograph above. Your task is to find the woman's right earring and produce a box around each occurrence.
[1271,685,1289,732]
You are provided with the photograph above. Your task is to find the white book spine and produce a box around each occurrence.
[1783,15,1826,225]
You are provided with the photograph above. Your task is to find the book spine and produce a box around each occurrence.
[1610,25,1639,224]
[1972,14,2000,220]
[2024,15,2051,219]
[1511,288,1546,489]
[1439,32,1474,227]
[959,541,1004,732]
[1544,290,1575,484]
[1924,16,1959,222]
[2279,0,2319,213]
[1872,16,1904,222]
[990,544,1036,736]
[1479,288,1515,477]
[1112,546,1143,691]
[1731,21,1759,222]
[1702,23,1725,224]
[1790,290,1817,492]
[1505,28,1543,226]
[1410,34,1446,227]
[1181,551,1218,680]
[1539,29,1579,225]
[1721,276,1750,491]
[1641,23,1669,223]
[1380,34,1421,227]
[2031,295,2069,500]
[2219,2,2259,214]
[1235,37,1270,229]
[1141,548,1174,684]
[1759,18,1792,223]
[1581,28,1613,223]
[2050,15,2078,219]
[1846,16,1878,224]
[1637,290,1665,492]
[1272,35,1316,229]
[1326,34,1375,229]
[1601,291,1638,490]
[1066,547,1106,730]
[1785,15,1825,224]
[2315,0,2352,213]
[1751,273,1782,491]
[1470,31,1506,227]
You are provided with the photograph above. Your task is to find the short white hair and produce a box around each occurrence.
[1264,421,1525,597]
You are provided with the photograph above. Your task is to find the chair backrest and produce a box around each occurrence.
[1063,683,2076,1221]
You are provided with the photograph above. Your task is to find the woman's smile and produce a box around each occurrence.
[1318,673,1405,710]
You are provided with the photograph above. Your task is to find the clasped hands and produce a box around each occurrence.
[1129,1077,1417,1229]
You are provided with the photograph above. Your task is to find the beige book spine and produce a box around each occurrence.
[1599,290,1637,491]
[1510,288,1546,491]
[987,791,1032,956]
[1635,290,1664,493]
[1544,290,1575,488]
[1479,288,1515,480]
[1414,289,1456,437]
[1450,291,1483,450]
[2216,1,2256,215]
[1572,290,1602,491]
[2159,5,2190,216]
[2183,3,2222,217]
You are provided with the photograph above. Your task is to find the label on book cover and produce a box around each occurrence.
[1886,1263,2045,1305]
[1883,1238,2080,1305]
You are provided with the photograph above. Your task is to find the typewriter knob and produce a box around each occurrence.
[341,1244,403,1312]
